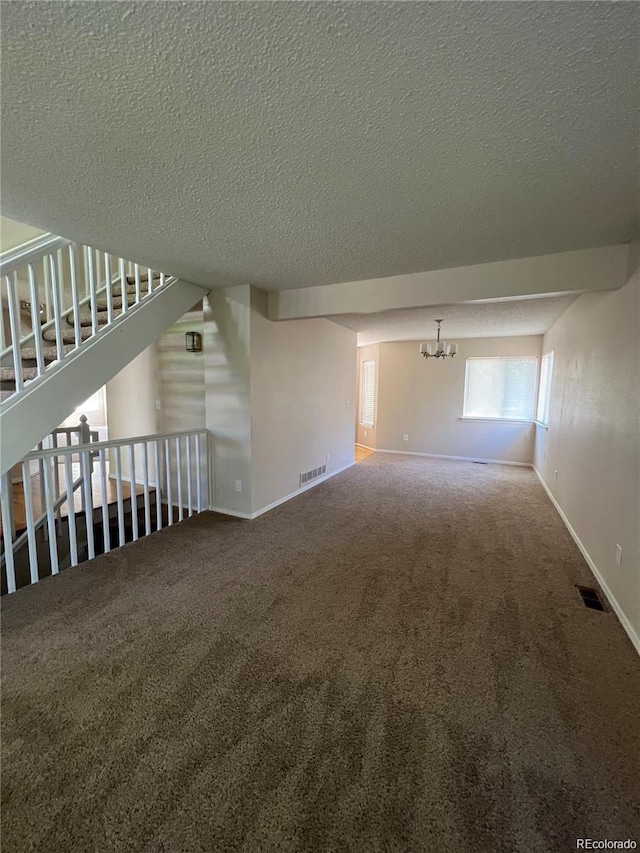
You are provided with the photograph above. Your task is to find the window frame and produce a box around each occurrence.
[535,349,554,428]
[359,360,375,428]
[461,355,538,423]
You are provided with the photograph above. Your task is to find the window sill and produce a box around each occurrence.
[534,421,549,430]
[459,417,534,424]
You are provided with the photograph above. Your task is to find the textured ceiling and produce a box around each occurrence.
[1,2,638,291]
[336,295,578,346]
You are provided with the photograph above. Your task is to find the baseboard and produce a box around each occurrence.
[533,466,640,656]
[212,461,356,521]
[355,442,376,451]
[210,506,253,520]
[375,448,532,467]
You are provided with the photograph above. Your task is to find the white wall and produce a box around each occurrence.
[534,255,640,651]
[204,285,253,516]
[250,290,357,514]
[106,347,158,441]
[105,305,207,496]
[0,216,45,252]
[356,344,379,449]
[374,336,541,464]
[157,304,205,434]
[105,346,159,481]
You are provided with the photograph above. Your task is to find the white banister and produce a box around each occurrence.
[164,438,173,526]
[186,435,193,517]
[154,440,163,532]
[119,258,127,315]
[98,449,111,554]
[27,263,45,373]
[43,456,59,575]
[0,473,17,594]
[64,454,79,568]
[81,449,95,560]
[142,442,151,536]
[1,428,210,594]
[114,446,125,547]
[69,244,81,349]
[6,273,24,392]
[127,444,139,542]
[1,234,175,414]
[49,254,64,362]
[176,436,184,523]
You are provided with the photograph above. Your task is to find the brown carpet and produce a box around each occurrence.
[2,454,639,852]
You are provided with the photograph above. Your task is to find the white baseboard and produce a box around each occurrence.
[212,461,356,521]
[210,506,253,520]
[355,442,376,451]
[533,466,640,656]
[374,448,532,467]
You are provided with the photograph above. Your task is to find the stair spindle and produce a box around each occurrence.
[27,264,45,374]
[0,473,17,593]
[6,273,24,392]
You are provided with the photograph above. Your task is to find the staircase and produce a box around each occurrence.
[1,233,210,473]
[1,272,159,388]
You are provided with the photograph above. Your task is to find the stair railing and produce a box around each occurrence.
[0,232,172,400]
[0,414,100,585]
[0,428,210,594]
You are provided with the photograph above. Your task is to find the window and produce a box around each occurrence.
[536,350,554,426]
[359,360,375,427]
[463,357,537,421]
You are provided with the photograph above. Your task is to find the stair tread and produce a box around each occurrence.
[92,294,138,312]
[20,344,75,362]
[42,327,94,343]
[126,273,162,285]
[1,366,38,381]
[67,311,109,327]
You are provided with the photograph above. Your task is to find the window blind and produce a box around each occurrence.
[463,357,537,421]
[536,350,554,425]
[360,360,375,427]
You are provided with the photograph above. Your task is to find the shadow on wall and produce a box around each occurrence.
[204,286,252,512]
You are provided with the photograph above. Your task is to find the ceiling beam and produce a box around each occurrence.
[268,244,629,321]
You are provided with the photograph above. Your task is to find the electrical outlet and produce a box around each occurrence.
[345,399,350,407]
[403,434,409,442]
[155,399,161,411]
[364,430,368,437]
[553,469,558,481]
[235,480,242,493]
[326,452,330,462]
[615,544,623,568]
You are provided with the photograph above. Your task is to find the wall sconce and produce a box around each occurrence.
[185,331,202,353]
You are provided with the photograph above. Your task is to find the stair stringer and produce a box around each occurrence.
[0,278,210,474]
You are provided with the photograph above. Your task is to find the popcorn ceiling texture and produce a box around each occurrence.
[334,295,578,346]
[1,2,638,290]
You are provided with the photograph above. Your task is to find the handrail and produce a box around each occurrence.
[24,428,207,459]
[0,234,71,276]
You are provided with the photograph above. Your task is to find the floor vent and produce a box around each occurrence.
[299,464,326,487]
[576,585,606,612]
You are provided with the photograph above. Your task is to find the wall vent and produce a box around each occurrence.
[576,585,607,612]
[299,464,326,488]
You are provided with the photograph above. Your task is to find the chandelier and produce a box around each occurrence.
[420,320,458,360]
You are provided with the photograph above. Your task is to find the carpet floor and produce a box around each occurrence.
[2,454,639,853]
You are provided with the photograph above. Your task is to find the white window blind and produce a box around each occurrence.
[536,350,554,425]
[360,360,375,427]
[463,357,537,421]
